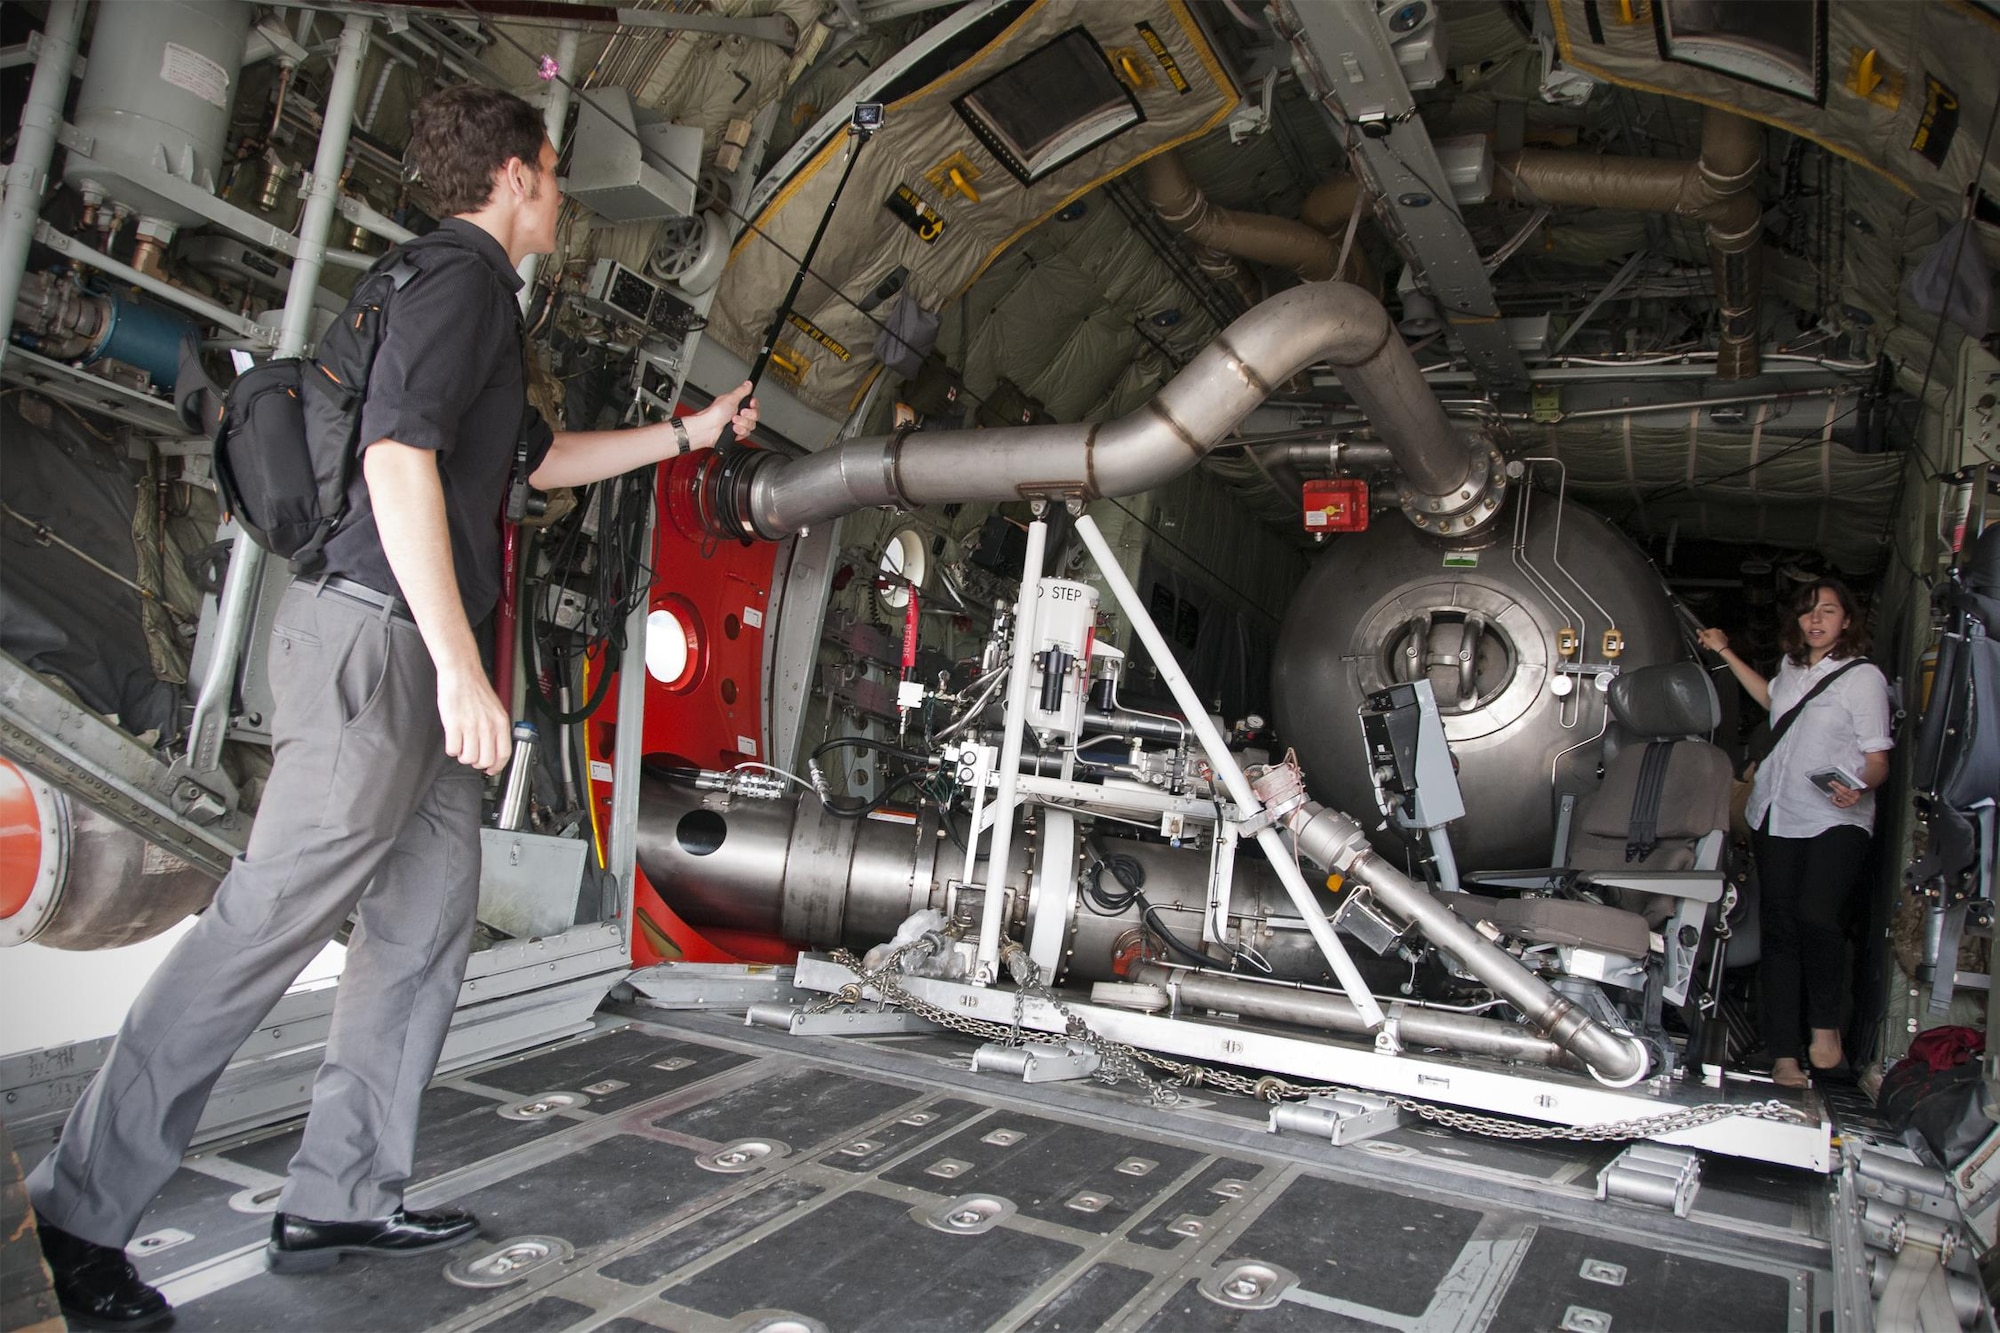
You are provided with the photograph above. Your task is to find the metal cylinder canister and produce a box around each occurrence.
[0,758,218,950]
[64,0,251,226]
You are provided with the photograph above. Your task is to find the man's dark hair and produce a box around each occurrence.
[1781,576,1873,665]
[405,85,546,216]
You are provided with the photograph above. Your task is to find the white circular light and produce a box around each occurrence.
[646,608,690,683]
[878,529,927,608]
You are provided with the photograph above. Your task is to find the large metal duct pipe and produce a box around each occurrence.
[637,776,1364,986]
[638,776,1619,1074]
[1283,800,1650,1085]
[1495,108,1765,379]
[1129,964,1572,1067]
[1140,152,1344,282]
[710,282,1462,540]
[0,759,219,950]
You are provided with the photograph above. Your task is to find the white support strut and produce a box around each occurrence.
[1072,512,1385,1028]
[974,516,1049,982]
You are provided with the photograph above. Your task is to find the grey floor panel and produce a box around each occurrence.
[1137,1280,1390,1332]
[1124,1156,1264,1252]
[815,1096,986,1172]
[448,1132,735,1254]
[599,1177,824,1286]
[129,1166,268,1283]
[1219,1174,1485,1318]
[879,1112,1204,1235]
[171,1243,501,1333]
[650,1063,918,1146]
[661,1189,1083,1329]
[220,1084,566,1184]
[1488,1224,1797,1332]
[473,1029,752,1115]
[1017,1264,1154,1332]
[472,1294,597,1332]
[134,1012,1838,1333]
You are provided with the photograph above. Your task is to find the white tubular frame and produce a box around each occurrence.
[1071,512,1384,1028]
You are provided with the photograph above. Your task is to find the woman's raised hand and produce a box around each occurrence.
[1697,627,1728,654]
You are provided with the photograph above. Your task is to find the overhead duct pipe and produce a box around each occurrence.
[1281,799,1650,1085]
[1495,108,1765,379]
[1299,175,1365,234]
[703,281,1466,540]
[1140,152,1352,283]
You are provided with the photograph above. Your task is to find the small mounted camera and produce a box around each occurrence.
[851,102,884,133]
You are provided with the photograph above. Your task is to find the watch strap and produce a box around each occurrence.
[670,417,691,455]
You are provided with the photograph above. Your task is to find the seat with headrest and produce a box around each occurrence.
[1570,660,1733,877]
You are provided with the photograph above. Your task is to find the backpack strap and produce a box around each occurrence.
[285,232,459,576]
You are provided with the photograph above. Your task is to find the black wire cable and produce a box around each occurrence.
[813,735,933,765]
[1082,841,1210,965]
[818,768,927,820]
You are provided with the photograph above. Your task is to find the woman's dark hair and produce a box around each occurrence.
[405,86,546,216]
[1780,576,1872,665]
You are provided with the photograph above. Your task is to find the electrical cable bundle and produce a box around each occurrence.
[531,466,658,726]
[1081,839,1209,966]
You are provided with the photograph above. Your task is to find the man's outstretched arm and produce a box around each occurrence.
[528,380,759,489]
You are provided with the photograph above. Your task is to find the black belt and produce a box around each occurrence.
[314,575,415,625]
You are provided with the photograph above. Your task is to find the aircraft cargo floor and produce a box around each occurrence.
[27,1009,1839,1332]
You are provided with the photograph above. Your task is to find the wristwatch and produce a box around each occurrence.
[669,417,692,456]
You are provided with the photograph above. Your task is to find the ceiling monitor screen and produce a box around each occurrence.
[953,28,1145,185]
[1654,0,1827,104]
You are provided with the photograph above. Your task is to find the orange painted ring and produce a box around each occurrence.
[0,756,44,920]
[0,756,68,946]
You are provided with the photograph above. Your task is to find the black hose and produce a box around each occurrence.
[818,769,927,821]
[1083,842,1209,965]
[813,735,933,765]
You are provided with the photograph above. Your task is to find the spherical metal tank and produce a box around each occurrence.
[1271,494,1681,869]
[65,0,250,227]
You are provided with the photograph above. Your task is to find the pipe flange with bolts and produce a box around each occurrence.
[1399,440,1509,539]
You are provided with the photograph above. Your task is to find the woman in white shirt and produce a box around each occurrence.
[1699,578,1893,1089]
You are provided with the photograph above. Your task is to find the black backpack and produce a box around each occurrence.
[210,228,482,577]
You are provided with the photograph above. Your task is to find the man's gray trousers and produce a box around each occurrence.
[28,581,484,1245]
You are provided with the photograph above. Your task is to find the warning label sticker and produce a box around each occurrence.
[1136,22,1190,94]
[885,184,948,244]
[162,42,231,109]
[786,311,851,362]
[1912,75,1960,167]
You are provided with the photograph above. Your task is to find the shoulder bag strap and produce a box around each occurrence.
[1764,659,1867,759]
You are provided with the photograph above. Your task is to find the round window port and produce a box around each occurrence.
[645,597,703,692]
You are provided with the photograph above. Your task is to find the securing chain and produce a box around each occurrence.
[812,949,1815,1143]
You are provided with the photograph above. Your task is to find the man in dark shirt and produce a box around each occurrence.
[28,86,757,1329]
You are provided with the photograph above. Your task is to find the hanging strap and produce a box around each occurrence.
[1625,740,1674,863]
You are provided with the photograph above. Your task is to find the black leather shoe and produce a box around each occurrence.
[266,1207,481,1273]
[34,1213,173,1331]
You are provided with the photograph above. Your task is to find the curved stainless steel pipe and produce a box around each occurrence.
[1131,964,1572,1067]
[738,282,1460,538]
[1283,801,1649,1085]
